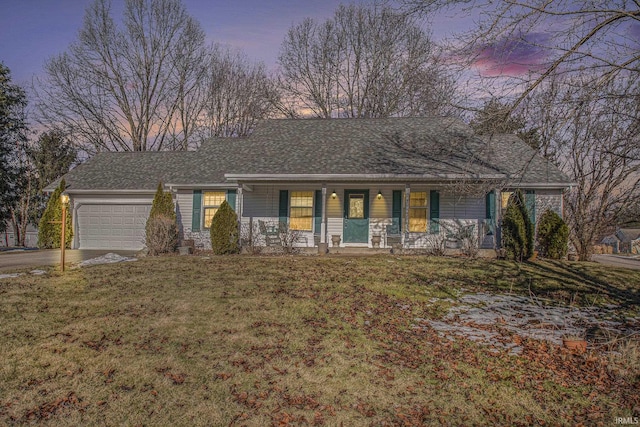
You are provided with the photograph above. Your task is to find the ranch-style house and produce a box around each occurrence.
[51,117,573,252]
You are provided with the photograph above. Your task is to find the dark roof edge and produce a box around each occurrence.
[64,189,157,195]
[224,173,508,182]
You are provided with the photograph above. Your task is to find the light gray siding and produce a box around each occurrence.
[440,193,485,220]
[243,185,279,218]
[535,189,564,222]
[172,184,563,250]
[175,189,192,239]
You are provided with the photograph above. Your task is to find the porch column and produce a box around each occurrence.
[404,184,411,237]
[237,184,244,229]
[321,185,327,244]
[494,188,501,224]
[494,188,501,246]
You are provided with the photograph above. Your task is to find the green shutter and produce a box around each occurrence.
[486,190,495,220]
[429,190,440,233]
[226,189,237,212]
[314,190,322,233]
[485,190,496,235]
[192,190,202,232]
[391,190,402,235]
[525,190,536,224]
[279,190,289,225]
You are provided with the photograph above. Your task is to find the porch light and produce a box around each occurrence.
[331,190,337,199]
[377,191,382,200]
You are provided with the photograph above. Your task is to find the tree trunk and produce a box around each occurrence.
[577,241,592,262]
[10,213,23,247]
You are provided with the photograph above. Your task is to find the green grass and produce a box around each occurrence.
[0,255,638,425]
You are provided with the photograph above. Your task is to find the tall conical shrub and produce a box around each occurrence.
[517,190,535,259]
[537,209,569,259]
[37,179,73,249]
[501,190,533,261]
[210,200,239,255]
[145,183,178,255]
[147,182,176,222]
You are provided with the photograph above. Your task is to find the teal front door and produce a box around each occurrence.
[343,190,369,244]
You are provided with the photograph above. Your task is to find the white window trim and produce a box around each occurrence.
[203,191,226,229]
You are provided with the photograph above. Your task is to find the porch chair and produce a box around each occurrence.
[258,220,281,246]
[385,224,402,248]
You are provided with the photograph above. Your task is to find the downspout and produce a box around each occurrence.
[494,188,502,249]
[237,184,244,246]
[404,184,411,243]
[321,185,327,244]
[72,198,80,249]
[168,185,182,241]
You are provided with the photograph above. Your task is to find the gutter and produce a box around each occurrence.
[225,174,574,189]
[224,173,509,182]
[64,189,157,195]
[503,182,576,189]
[62,178,575,195]
[163,183,233,190]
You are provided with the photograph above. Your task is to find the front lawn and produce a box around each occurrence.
[1,255,638,425]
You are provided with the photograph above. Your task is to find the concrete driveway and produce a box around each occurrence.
[0,249,138,271]
[592,254,640,271]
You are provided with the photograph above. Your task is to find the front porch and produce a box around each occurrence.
[243,217,497,251]
[234,182,499,253]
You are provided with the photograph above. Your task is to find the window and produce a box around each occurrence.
[203,191,226,228]
[409,192,428,232]
[501,191,514,209]
[290,191,313,231]
[348,194,365,219]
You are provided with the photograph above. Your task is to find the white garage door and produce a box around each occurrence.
[77,204,152,250]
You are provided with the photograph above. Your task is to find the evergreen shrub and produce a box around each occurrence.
[536,209,569,259]
[145,183,178,255]
[146,214,178,256]
[501,190,534,261]
[210,200,239,255]
[519,191,535,259]
[37,179,73,249]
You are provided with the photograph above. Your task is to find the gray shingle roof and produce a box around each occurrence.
[55,152,197,191]
[617,228,640,242]
[58,117,573,191]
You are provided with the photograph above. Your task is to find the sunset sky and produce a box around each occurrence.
[0,0,479,87]
[3,1,639,103]
[0,0,357,85]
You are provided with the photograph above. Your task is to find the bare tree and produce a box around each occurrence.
[403,0,640,109]
[36,0,207,153]
[196,45,280,139]
[524,76,640,260]
[9,159,33,247]
[278,3,457,118]
[403,1,640,260]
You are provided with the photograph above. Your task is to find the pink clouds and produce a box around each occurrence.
[472,33,551,77]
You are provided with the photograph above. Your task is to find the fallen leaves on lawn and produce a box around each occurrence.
[155,367,186,385]
[23,392,87,421]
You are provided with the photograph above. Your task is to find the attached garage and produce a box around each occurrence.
[76,203,152,250]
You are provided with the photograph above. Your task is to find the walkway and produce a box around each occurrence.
[592,254,640,271]
[0,249,138,271]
